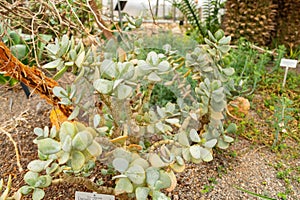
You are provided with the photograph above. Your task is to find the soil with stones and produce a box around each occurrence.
[0,84,299,200]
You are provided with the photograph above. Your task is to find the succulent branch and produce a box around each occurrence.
[53,174,115,195]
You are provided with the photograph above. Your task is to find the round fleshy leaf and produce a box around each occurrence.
[93,114,101,128]
[175,156,185,166]
[59,121,76,142]
[177,131,190,147]
[217,139,229,149]
[154,170,171,190]
[125,165,145,185]
[147,72,161,82]
[46,163,59,175]
[189,129,200,143]
[130,158,149,170]
[222,67,235,76]
[32,188,45,200]
[137,60,152,72]
[50,126,57,138]
[114,178,133,195]
[165,103,175,113]
[86,141,102,157]
[71,150,85,171]
[27,160,53,173]
[19,186,34,195]
[135,187,150,200]
[112,158,129,173]
[165,118,179,125]
[34,175,52,188]
[100,59,117,79]
[157,60,170,72]
[147,51,159,65]
[37,138,61,155]
[73,121,86,132]
[52,86,67,98]
[218,45,231,54]
[204,139,217,148]
[158,60,170,72]
[72,131,93,151]
[113,148,132,161]
[200,148,213,162]
[115,84,132,100]
[75,51,85,68]
[42,59,62,69]
[182,148,191,161]
[170,162,185,173]
[57,151,70,165]
[85,127,98,138]
[152,190,170,200]
[38,150,48,160]
[146,167,160,187]
[218,36,231,45]
[93,79,113,94]
[43,126,49,138]
[24,171,39,186]
[214,29,225,40]
[34,128,44,137]
[189,145,201,159]
[149,153,166,168]
[191,157,202,164]
[223,135,234,143]
[62,135,72,152]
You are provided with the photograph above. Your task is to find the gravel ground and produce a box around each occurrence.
[0,85,299,200]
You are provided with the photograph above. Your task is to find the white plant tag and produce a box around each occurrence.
[280,58,298,68]
[279,58,298,87]
[75,191,115,200]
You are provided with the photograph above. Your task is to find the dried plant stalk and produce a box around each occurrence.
[0,41,72,117]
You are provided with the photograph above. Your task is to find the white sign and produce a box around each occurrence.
[75,191,115,200]
[280,58,298,68]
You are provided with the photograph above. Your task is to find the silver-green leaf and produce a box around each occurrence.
[37,138,61,155]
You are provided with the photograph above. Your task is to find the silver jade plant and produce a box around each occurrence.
[19,29,237,200]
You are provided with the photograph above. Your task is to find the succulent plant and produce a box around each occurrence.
[22,30,237,199]
[20,121,102,199]
[111,148,175,199]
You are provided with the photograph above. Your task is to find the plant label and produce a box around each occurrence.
[280,58,298,87]
[75,191,115,200]
[280,58,298,68]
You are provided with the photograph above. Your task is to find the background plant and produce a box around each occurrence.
[227,38,272,95]
[202,0,225,34]
[170,0,206,43]
[272,97,295,148]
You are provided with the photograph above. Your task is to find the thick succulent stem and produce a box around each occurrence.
[138,82,155,114]
[53,174,115,195]
[99,93,121,138]
[149,140,182,153]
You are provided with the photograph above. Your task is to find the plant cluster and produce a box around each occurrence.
[227,38,272,95]
[12,29,237,200]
